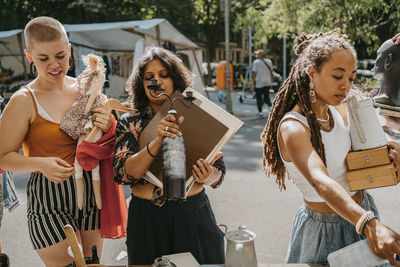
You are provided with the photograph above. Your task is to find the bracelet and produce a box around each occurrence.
[146,143,157,158]
[360,214,376,236]
[355,211,376,236]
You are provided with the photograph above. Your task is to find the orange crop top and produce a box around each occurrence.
[22,89,77,166]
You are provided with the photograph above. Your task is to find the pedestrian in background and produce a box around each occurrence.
[261,30,400,266]
[252,49,274,116]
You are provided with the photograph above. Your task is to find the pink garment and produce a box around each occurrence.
[76,118,127,239]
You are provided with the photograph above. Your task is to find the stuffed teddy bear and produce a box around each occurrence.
[60,53,107,210]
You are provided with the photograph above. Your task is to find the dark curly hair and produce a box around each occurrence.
[260,30,356,190]
[126,47,193,110]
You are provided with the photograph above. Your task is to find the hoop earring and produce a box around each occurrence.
[30,62,37,76]
[68,57,74,71]
[309,81,316,103]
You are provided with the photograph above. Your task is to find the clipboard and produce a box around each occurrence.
[138,89,243,191]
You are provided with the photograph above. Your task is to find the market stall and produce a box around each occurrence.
[0,19,206,100]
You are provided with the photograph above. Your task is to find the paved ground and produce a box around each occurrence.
[1,89,400,266]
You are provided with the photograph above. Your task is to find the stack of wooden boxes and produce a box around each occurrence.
[345,146,399,191]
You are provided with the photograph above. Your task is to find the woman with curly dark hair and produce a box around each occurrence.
[261,31,400,265]
[113,47,226,265]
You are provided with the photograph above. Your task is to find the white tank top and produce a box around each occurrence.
[278,106,354,202]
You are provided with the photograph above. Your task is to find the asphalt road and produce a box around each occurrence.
[1,90,400,266]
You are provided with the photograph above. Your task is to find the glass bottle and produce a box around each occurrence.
[162,109,186,202]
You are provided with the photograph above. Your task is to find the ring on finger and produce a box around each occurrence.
[166,126,169,132]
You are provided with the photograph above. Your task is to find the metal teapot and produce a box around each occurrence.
[225,225,258,267]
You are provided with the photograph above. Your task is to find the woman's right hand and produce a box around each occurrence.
[156,114,184,142]
[364,218,400,266]
[39,157,75,184]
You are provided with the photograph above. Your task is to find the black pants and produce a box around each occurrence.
[255,86,271,112]
[126,189,225,265]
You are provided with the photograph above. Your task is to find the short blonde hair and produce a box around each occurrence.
[255,49,265,57]
[24,16,68,50]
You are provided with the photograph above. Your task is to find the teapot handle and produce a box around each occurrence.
[236,243,243,252]
[218,224,228,234]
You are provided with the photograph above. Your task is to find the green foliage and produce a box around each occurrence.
[0,0,257,76]
[191,0,257,58]
[236,0,400,57]
[0,0,191,30]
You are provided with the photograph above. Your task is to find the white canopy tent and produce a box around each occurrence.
[0,19,207,98]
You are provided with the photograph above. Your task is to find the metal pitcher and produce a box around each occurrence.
[225,225,258,267]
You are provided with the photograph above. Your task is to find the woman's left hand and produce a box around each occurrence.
[192,159,219,184]
[192,152,223,185]
[92,107,113,132]
[364,219,400,266]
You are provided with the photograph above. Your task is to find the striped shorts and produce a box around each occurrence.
[27,171,100,249]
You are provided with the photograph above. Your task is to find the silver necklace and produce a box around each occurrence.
[317,112,330,123]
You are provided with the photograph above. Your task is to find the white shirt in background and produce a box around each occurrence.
[252,58,273,88]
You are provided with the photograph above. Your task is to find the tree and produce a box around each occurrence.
[193,0,259,85]
[0,0,194,32]
[236,0,400,58]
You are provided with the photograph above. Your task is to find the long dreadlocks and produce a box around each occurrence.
[261,30,356,190]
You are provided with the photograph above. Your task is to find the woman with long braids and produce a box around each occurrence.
[261,31,400,265]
